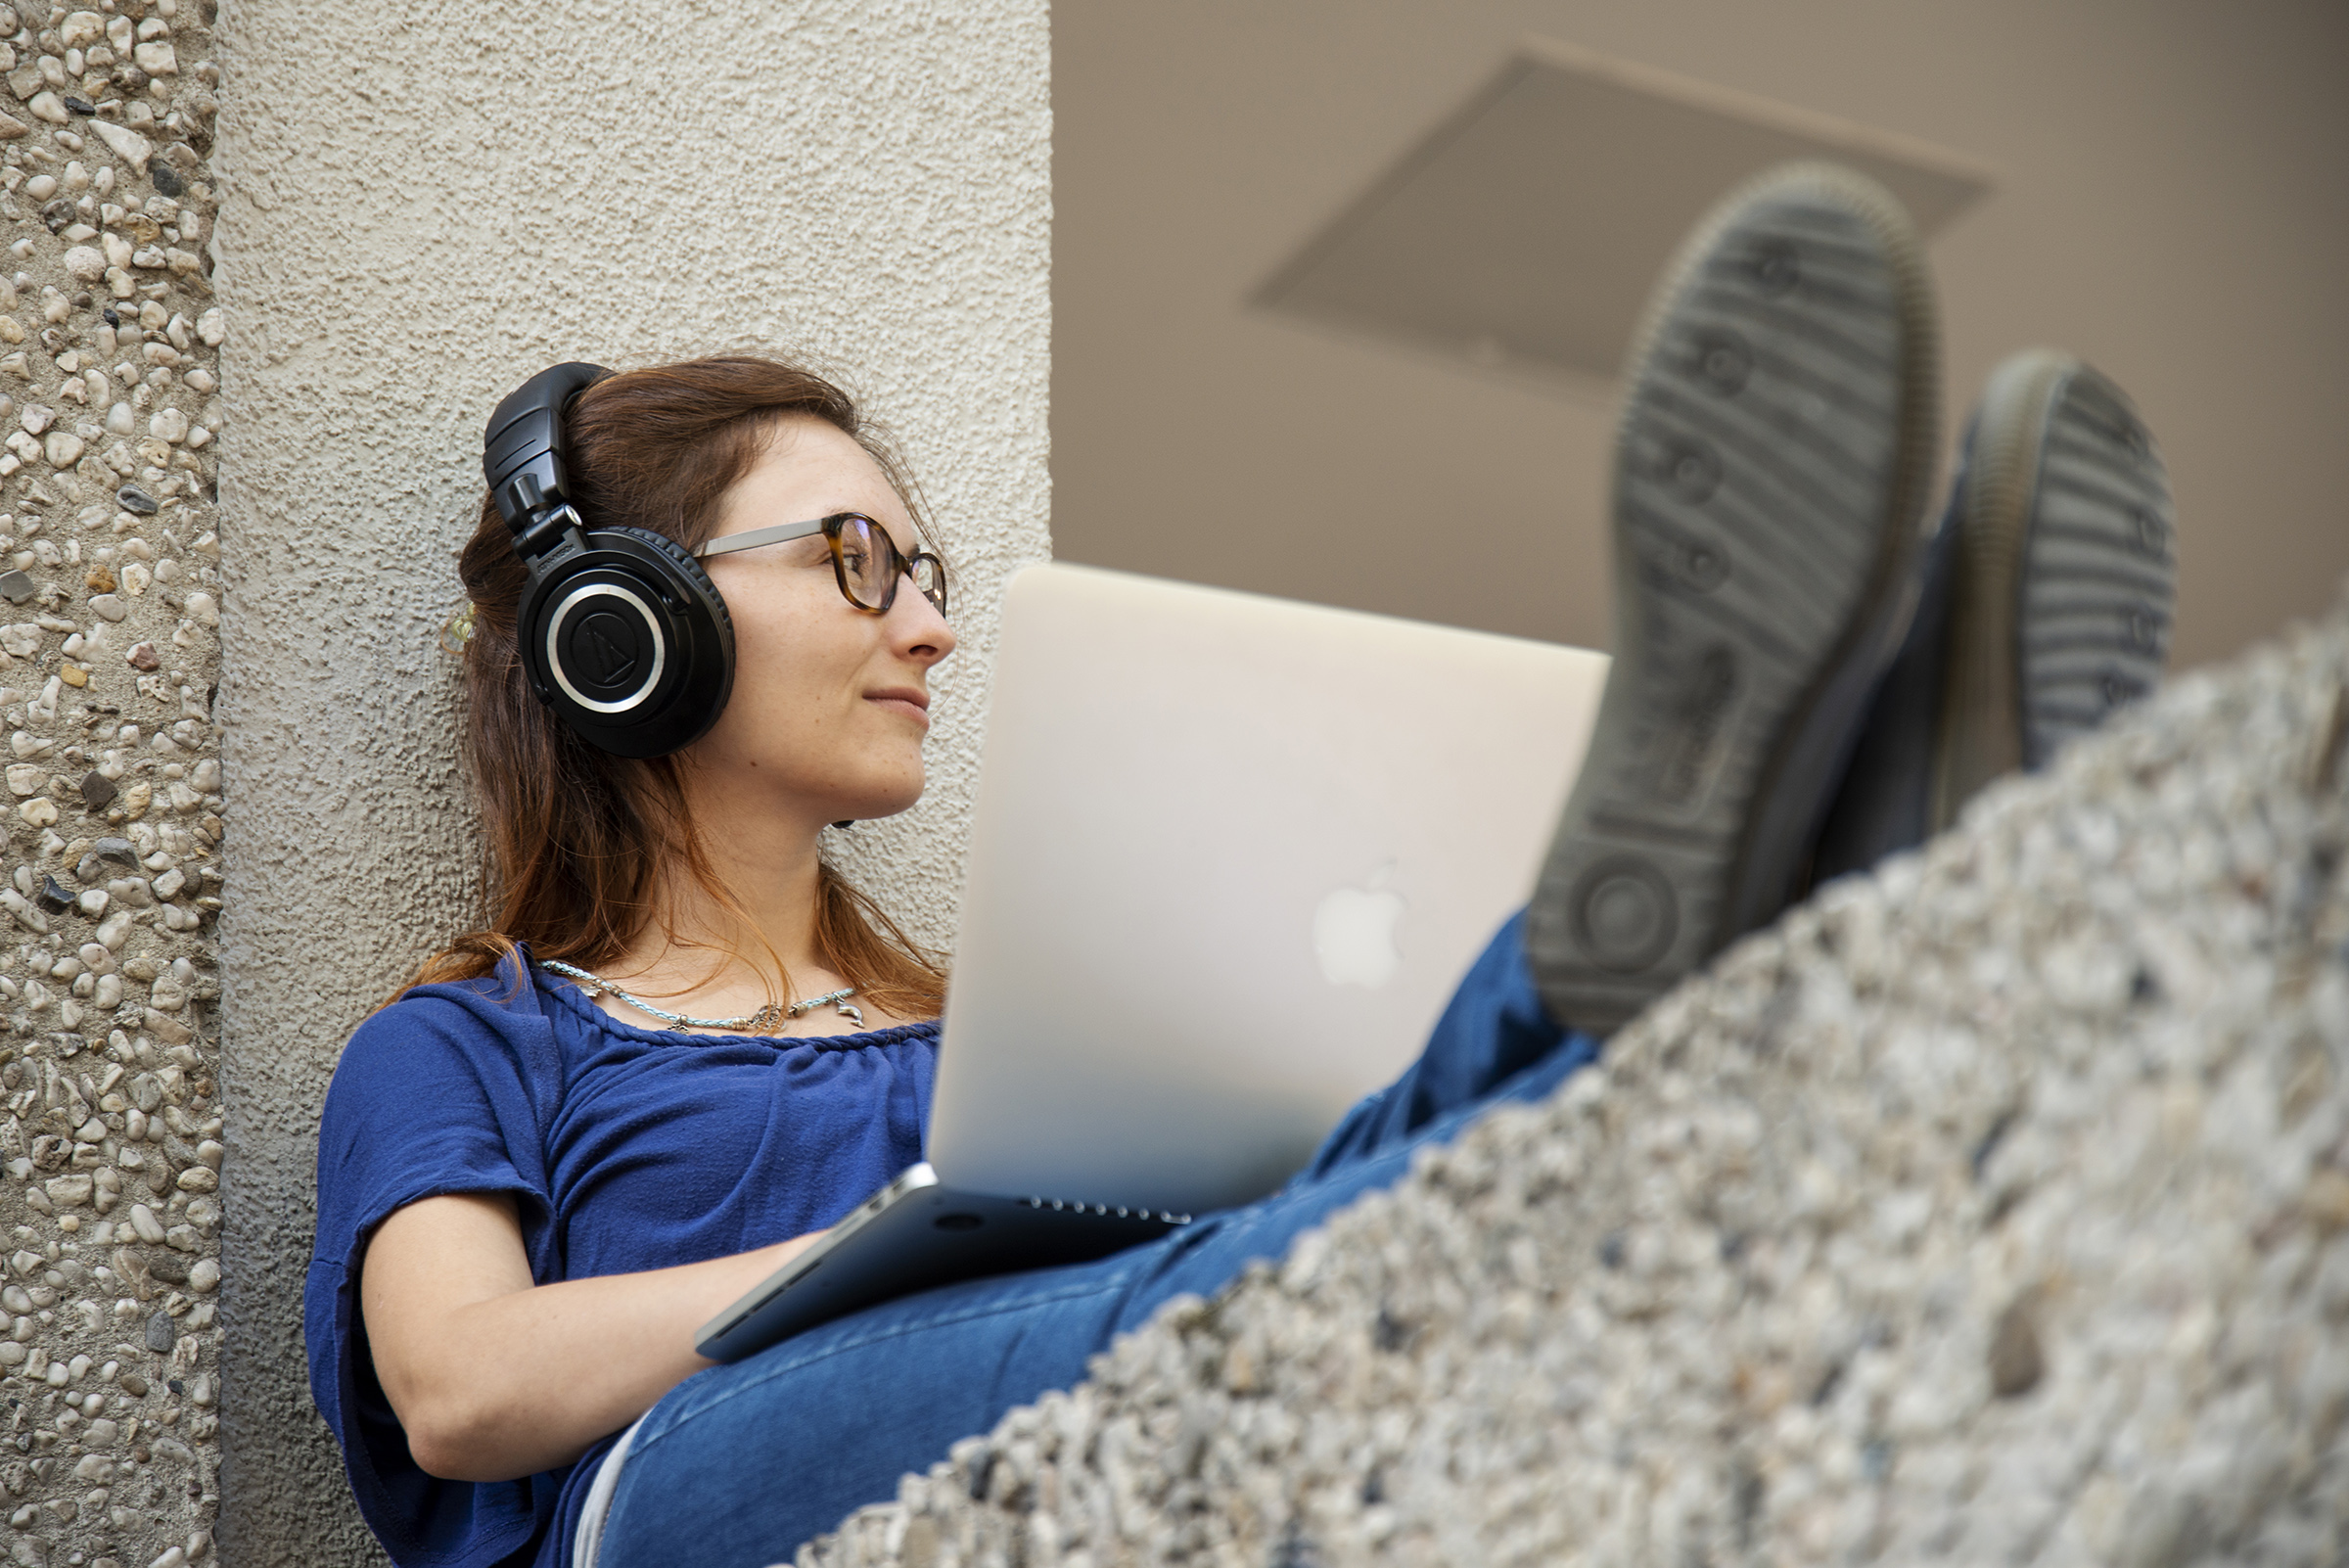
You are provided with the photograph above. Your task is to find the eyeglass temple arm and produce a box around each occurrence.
[693,518,830,560]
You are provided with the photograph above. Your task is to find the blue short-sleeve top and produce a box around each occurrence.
[304,946,939,1568]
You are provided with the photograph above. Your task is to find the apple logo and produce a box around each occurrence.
[1313,868,1405,990]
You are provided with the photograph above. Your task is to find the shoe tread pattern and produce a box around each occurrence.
[2015,371,2175,769]
[1529,168,1937,1035]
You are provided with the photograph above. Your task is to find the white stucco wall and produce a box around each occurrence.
[211,2,1049,1557]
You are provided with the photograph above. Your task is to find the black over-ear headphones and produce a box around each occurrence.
[484,363,736,759]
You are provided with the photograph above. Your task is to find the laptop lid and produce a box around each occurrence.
[927,564,1606,1217]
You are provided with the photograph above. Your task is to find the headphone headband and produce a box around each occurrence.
[484,361,612,566]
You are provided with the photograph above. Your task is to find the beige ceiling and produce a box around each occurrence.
[1260,36,1990,386]
[1051,0,2349,667]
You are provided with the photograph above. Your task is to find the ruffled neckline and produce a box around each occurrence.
[534,964,939,1051]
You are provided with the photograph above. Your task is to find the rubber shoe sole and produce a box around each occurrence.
[1527,163,1942,1037]
[1809,350,2178,881]
[1931,349,2177,822]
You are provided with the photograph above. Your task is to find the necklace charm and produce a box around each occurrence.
[785,988,863,1028]
[539,960,860,1036]
[665,1001,786,1035]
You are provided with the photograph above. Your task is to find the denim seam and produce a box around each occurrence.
[631,1266,1136,1458]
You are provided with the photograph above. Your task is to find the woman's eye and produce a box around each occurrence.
[838,548,871,575]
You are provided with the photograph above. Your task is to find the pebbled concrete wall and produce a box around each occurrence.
[0,0,227,1564]
[209,1,1050,1560]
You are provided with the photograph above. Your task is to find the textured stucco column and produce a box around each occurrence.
[210,3,1049,1558]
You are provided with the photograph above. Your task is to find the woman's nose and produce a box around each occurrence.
[892,589,955,664]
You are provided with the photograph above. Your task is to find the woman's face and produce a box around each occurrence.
[688,417,955,827]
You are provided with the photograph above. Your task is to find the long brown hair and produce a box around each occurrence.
[404,355,947,1019]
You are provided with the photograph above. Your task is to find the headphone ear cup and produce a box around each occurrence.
[517,528,736,759]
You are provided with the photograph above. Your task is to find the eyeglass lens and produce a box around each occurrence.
[834,515,946,618]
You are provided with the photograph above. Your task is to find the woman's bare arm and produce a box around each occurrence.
[360,1192,821,1482]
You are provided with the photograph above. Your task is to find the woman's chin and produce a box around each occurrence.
[835,771,925,825]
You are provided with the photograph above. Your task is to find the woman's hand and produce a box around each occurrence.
[360,1192,822,1483]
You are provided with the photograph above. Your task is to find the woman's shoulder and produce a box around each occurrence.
[378,963,541,1020]
[334,956,557,1091]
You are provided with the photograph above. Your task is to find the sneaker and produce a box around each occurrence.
[1808,349,2177,881]
[1526,162,1943,1037]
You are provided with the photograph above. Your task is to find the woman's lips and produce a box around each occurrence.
[866,690,930,725]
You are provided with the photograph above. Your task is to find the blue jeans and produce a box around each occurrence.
[595,912,1597,1566]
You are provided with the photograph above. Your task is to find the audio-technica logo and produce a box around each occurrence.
[575,612,640,688]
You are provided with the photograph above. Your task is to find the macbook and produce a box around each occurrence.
[698,563,1605,1360]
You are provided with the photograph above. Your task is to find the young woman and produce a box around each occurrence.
[309,166,2170,1568]
[306,348,1606,1568]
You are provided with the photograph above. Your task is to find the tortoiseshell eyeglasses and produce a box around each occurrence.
[696,512,946,618]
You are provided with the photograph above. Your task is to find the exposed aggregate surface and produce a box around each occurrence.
[0,1,224,1565]
[799,603,2349,1568]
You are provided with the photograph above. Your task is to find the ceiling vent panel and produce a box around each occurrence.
[1257,37,1994,388]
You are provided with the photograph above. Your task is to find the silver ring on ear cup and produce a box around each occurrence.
[515,528,736,759]
[545,580,668,715]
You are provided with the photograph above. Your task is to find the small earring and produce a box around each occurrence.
[832,820,853,830]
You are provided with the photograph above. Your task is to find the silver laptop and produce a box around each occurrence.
[697,564,1605,1360]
